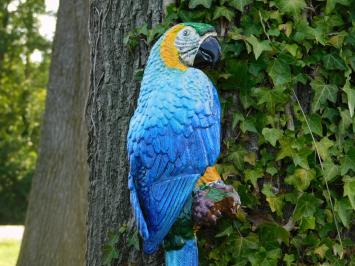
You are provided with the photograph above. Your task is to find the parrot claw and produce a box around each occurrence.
[192,179,241,227]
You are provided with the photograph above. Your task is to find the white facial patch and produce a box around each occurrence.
[174,26,201,66]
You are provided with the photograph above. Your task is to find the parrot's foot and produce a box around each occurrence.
[197,165,221,186]
[192,180,241,226]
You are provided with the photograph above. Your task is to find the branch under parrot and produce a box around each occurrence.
[193,179,241,227]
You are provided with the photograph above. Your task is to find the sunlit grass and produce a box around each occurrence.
[0,239,21,266]
[0,226,23,266]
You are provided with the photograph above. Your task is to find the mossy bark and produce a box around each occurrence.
[86,0,166,265]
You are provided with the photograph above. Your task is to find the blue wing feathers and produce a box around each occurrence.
[128,175,149,240]
[127,68,221,253]
[143,174,200,253]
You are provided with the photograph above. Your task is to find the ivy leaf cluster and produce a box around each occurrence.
[169,0,354,265]
[126,0,355,264]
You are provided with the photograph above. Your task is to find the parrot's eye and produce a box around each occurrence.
[182,30,190,37]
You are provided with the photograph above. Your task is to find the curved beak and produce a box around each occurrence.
[193,36,221,68]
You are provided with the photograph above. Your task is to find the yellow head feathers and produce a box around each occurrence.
[160,24,188,71]
[159,23,220,71]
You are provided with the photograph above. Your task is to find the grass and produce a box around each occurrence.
[0,239,21,266]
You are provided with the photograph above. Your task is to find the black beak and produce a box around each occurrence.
[193,36,221,68]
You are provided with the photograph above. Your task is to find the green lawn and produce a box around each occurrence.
[0,239,21,266]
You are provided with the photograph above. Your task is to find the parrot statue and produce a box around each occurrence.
[127,22,227,265]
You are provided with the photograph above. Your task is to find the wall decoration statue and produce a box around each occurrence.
[127,23,240,266]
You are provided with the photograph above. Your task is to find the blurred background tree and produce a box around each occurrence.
[0,0,51,224]
[17,0,89,264]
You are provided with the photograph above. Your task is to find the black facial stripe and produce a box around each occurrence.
[175,40,200,46]
[181,48,198,59]
[179,46,198,54]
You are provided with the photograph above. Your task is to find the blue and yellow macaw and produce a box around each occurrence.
[127,23,222,265]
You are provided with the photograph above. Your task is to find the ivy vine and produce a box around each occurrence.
[125,0,355,265]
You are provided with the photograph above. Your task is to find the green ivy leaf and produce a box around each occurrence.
[306,114,323,137]
[219,163,238,178]
[267,196,284,217]
[128,231,140,250]
[332,243,344,258]
[232,113,244,129]
[340,147,355,175]
[284,43,299,57]
[339,109,353,134]
[228,147,246,170]
[293,193,323,221]
[262,128,283,147]
[323,160,339,182]
[322,53,346,70]
[245,168,264,187]
[215,225,233,237]
[311,78,338,112]
[276,137,295,160]
[240,119,258,133]
[292,149,311,170]
[299,216,316,231]
[285,168,316,191]
[252,87,288,113]
[244,152,257,166]
[213,6,235,21]
[102,231,120,265]
[328,31,347,48]
[102,245,120,265]
[258,222,289,245]
[266,166,278,176]
[235,234,259,257]
[206,188,229,202]
[267,58,291,86]
[283,254,295,266]
[314,244,329,259]
[334,198,352,228]
[314,137,334,161]
[248,248,282,266]
[275,0,307,14]
[325,0,351,14]
[188,0,212,8]
[343,80,355,117]
[343,176,355,209]
[229,0,253,12]
[245,35,272,60]
[262,183,284,216]
[279,22,293,37]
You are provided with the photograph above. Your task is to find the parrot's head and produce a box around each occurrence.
[159,23,221,71]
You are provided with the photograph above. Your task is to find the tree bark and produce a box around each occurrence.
[86,0,166,265]
[17,0,89,265]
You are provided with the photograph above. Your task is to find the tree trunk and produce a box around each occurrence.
[17,0,89,265]
[86,0,166,265]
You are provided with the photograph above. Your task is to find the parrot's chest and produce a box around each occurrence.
[140,75,213,118]
[127,68,219,182]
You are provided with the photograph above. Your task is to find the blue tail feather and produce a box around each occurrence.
[165,239,198,266]
[128,175,149,240]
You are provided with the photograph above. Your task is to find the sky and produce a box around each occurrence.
[8,0,60,62]
[32,0,59,62]
[8,0,59,40]
[38,0,60,40]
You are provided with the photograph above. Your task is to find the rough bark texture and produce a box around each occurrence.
[86,0,166,265]
[17,0,89,265]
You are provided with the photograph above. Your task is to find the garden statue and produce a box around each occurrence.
[127,23,240,266]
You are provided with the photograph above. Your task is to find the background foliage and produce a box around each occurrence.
[125,0,355,265]
[0,0,50,224]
